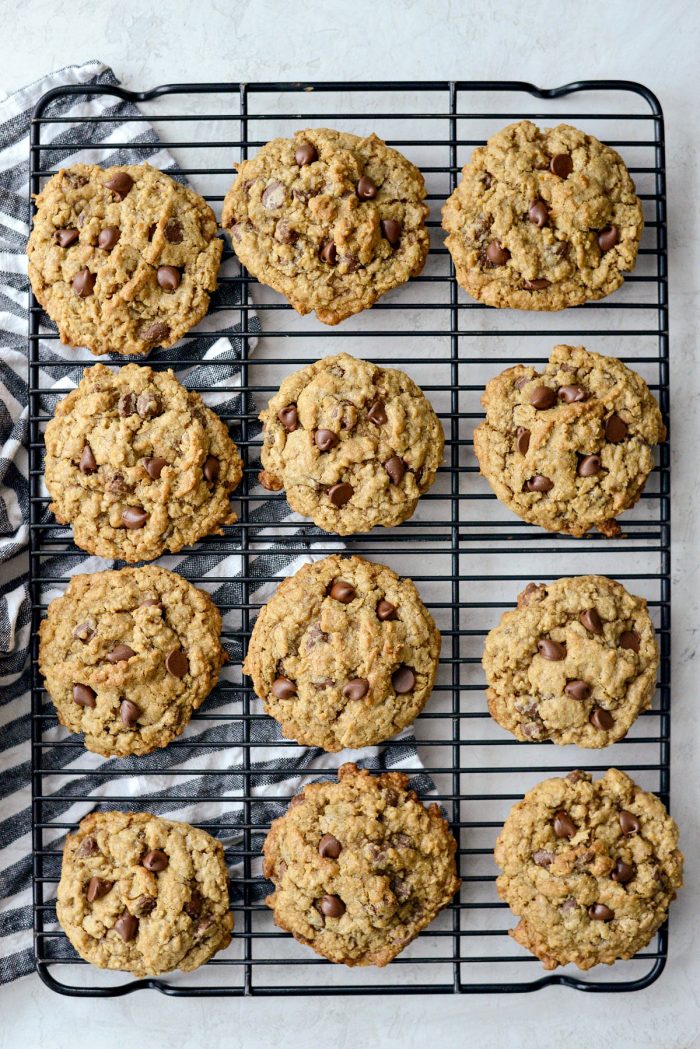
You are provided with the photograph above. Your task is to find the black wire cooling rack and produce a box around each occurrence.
[27,80,670,996]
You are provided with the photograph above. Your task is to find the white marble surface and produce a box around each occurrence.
[2,0,700,1045]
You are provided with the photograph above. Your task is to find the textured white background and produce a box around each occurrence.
[1,1,699,1046]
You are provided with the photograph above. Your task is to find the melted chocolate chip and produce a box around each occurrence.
[55,228,79,248]
[122,507,148,529]
[553,811,577,838]
[157,265,181,292]
[579,608,604,635]
[166,650,189,678]
[342,678,369,700]
[319,834,342,859]
[104,171,134,200]
[277,404,298,432]
[120,699,140,727]
[73,683,96,708]
[98,226,120,251]
[315,429,339,452]
[295,141,318,166]
[142,849,169,872]
[357,175,377,199]
[79,444,97,474]
[391,665,416,693]
[107,644,135,663]
[329,580,356,603]
[203,455,220,483]
[317,894,345,918]
[376,599,398,621]
[384,456,405,485]
[73,268,95,297]
[538,639,566,661]
[549,154,573,178]
[380,218,401,247]
[114,911,139,941]
[271,676,296,699]
[328,482,353,507]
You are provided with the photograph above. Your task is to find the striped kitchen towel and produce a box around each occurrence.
[0,61,430,983]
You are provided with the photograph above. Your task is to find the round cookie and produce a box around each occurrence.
[39,566,226,757]
[263,763,460,966]
[28,163,223,356]
[482,576,658,748]
[57,811,233,977]
[221,128,429,325]
[44,363,243,562]
[441,121,643,310]
[494,769,683,970]
[258,353,444,535]
[473,344,665,537]
[243,555,440,751]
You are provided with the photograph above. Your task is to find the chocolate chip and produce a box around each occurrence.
[166,649,189,678]
[73,683,96,708]
[79,444,97,474]
[565,680,591,701]
[611,859,636,884]
[521,278,551,290]
[319,834,342,859]
[619,810,641,835]
[73,268,95,297]
[104,171,134,200]
[140,598,161,608]
[55,228,79,248]
[553,811,577,839]
[157,265,181,291]
[295,141,317,166]
[533,850,554,867]
[579,608,603,635]
[320,240,337,265]
[525,475,553,493]
[136,390,160,418]
[122,507,147,529]
[380,218,401,247]
[486,240,510,265]
[598,225,620,252]
[73,621,96,643]
[107,473,127,495]
[588,903,614,921]
[98,226,120,251]
[289,792,306,808]
[329,580,355,603]
[165,218,183,244]
[86,877,113,902]
[277,404,298,432]
[120,699,140,727]
[107,644,135,664]
[271,676,296,699]
[514,427,531,455]
[590,706,614,730]
[605,413,628,443]
[538,638,566,661]
[142,849,169,872]
[318,894,345,918]
[143,457,166,480]
[139,321,170,345]
[390,876,411,903]
[114,911,139,941]
[184,891,202,919]
[528,200,549,227]
[76,836,98,858]
[328,482,353,507]
[559,385,587,404]
[550,154,573,178]
[530,385,557,410]
[357,175,377,199]
[274,219,296,244]
[620,630,641,652]
[367,399,387,425]
[134,894,156,917]
[262,180,286,209]
[376,599,397,621]
[560,897,578,913]
[203,455,220,483]
[578,454,602,477]
[118,392,137,416]
[384,456,405,485]
[315,429,339,452]
[392,665,416,693]
[514,376,530,390]
[342,677,369,700]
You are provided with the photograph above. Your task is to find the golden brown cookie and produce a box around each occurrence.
[222,128,429,324]
[28,163,222,356]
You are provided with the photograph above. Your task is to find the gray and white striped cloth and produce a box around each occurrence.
[0,61,428,983]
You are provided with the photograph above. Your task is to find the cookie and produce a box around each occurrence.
[57,811,233,977]
[494,769,682,970]
[44,363,243,562]
[483,576,657,747]
[221,129,429,324]
[28,163,222,356]
[442,121,643,310]
[243,555,440,751]
[263,763,460,965]
[39,566,226,757]
[258,353,444,535]
[473,344,665,537]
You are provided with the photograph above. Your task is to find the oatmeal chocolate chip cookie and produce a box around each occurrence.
[494,769,682,970]
[221,128,429,325]
[258,353,444,535]
[243,555,440,751]
[473,344,665,537]
[28,163,223,356]
[39,566,226,757]
[442,121,643,310]
[57,811,233,976]
[483,575,657,747]
[44,363,242,562]
[263,763,460,966]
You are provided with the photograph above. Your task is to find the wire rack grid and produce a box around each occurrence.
[27,79,669,997]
